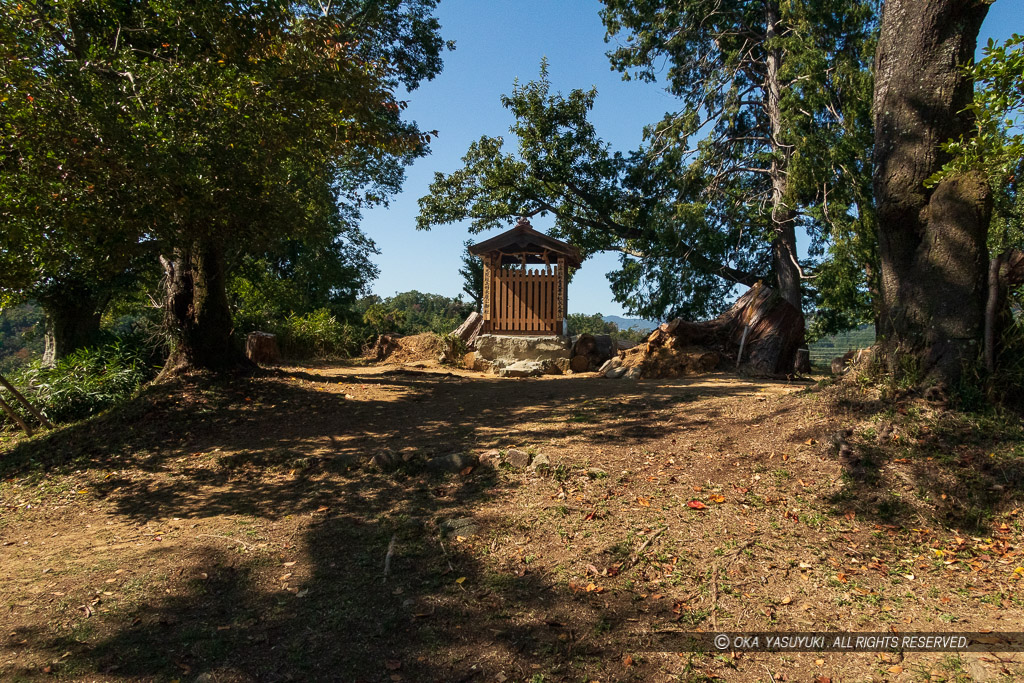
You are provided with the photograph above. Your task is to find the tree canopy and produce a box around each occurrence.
[418,0,878,341]
[1,0,450,369]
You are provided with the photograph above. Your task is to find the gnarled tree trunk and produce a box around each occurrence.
[627,283,805,377]
[872,0,991,388]
[160,239,250,376]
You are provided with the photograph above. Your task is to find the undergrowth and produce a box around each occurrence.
[0,337,156,427]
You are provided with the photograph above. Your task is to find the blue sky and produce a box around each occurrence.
[362,0,1022,318]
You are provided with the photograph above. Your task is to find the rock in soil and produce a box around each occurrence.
[440,517,480,538]
[503,448,532,468]
[427,452,478,473]
[499,360,545,378]
[372,451,400,471]
[478,448,501,468]
[529,453,551,474]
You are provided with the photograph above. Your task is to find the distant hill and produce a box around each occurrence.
[602,314,660,332]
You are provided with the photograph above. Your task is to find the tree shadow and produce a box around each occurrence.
[1,368,765,681]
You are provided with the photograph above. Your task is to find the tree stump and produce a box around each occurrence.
[570,354,591,373]
[245,332,280,365]
[453,311,484,345]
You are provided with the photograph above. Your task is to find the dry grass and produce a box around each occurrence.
[1,362,1022,682]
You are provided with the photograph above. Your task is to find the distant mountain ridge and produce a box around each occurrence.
[601,314,661,332]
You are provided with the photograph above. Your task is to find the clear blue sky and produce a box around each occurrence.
[361,0,1021,318]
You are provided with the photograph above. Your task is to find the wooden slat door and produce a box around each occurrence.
[485,265,561,334]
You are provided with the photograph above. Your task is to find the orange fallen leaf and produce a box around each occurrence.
[623,654,633,667]
[637,497,650,507]
[887,665,903,674]
[687,500,708,510]
[709,495,725,503]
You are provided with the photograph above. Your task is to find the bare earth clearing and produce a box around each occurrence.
[1,361,1022,682]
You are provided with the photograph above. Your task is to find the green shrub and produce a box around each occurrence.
[3,338,155,426]
[275,309,364,359]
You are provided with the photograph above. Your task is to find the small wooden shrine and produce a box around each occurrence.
[468,218,582,336]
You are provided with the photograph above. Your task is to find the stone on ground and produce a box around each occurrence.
[499,360,545,378]
[427,451,478,473]
[503,448,532,468]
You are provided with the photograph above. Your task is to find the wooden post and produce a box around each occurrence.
[0,394,33,436]
[482,255,493,333]
[557,257,567,336]
[0,373,52,429]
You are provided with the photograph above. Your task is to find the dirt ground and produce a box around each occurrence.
[1,359,1022,682]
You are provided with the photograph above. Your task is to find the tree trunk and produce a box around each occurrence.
[873,0,992,388]
[160,240,251,376]
[764,1,807,372]
[985,249,1024,374]
[40,287,104,366]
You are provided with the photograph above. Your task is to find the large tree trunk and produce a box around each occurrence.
[39,286,105,366]
[764,1,808,373]
[622,283,805,377]
[160,239,250,376]
[872,0,992,388]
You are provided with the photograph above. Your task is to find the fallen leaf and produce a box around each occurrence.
[709,494,725,503]
[887,665,903,674]
[687,500,708,510]
[282,561,297,567]
[455,576,466,584]
[637,497,650,507]
[622,654,633,667]
[459,466,473,476]
[385,660,402,671]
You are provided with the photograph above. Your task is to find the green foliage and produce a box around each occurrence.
[0,304,44,372]
[459,240,484,311]
[2,0,449,367]
[275,310,363,360]
[567,313,618,337]
[567,312,650,343]
[930,33,1024,255]
[3,339,155,426]
[362,303,406,337]
[369,291,474,336]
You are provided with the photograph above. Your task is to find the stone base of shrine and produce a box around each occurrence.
[468,334,571,375]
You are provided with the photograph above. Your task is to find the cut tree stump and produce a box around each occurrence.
[570,354,591,373]
[245,332,280,365]
[453,312,484,345]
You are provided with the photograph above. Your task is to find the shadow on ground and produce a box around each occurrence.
[1,368,763,682]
